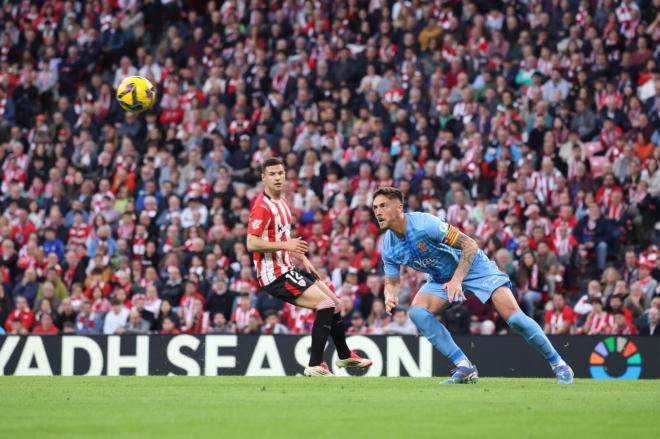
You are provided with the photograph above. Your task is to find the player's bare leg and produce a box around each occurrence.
[410,292,478,384]
[315,280,373,370]
[491,286,573,384]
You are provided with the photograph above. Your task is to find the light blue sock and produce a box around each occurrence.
[507,310,561,367]
[409,307,468,366]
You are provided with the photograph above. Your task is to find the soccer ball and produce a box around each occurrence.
[116,76,156,113]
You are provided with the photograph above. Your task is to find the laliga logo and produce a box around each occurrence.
[589,336,642,380]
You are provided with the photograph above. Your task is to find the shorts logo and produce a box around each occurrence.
[418,242,427,252]
[251,219,263,230]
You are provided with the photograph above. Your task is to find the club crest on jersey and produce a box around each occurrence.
[418,242,427,252]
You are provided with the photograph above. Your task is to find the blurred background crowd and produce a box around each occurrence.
[0,0,658,338]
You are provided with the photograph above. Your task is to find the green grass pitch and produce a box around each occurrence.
[1,377,658,438]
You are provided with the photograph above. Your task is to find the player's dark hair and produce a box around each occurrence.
[373,186,403,203]
[261,157,284,174]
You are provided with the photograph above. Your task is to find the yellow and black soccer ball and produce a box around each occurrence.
[116,75,156,113]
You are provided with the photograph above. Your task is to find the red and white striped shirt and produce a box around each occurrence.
[586,311,613,335]
[248,193,296,286]
[545,306,575,335]
[231,304,261,332]
[552,233,577,256]
[68,223,91,248]
[281,302,315,334]
[531,170,560,205]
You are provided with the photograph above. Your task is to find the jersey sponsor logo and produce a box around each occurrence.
[410,257,436,270]
[251,219,263,230]
[418,242,427,252]
[276,223,291,235]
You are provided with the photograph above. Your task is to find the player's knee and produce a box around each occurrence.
[315,297,335,311]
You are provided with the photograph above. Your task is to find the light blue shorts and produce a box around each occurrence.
[418,256,512,304]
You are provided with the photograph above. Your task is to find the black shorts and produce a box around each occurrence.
[262,269,317,304]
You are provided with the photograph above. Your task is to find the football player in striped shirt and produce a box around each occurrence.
[247,158,372,376]
[373,186,573,384]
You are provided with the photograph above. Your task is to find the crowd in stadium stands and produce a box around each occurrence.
[0,0,659,339]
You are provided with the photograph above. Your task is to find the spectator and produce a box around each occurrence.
[154,300,180,332]
[143,285,162,318]
[636,258,658,301]
[281,302,315,335]
[33,313,59,335]
[42,227,65,263]
[11,267,39,307]
[75,300,101,335]
[518,251,547,318]
[620,248,639,287]
[159,265,185,307]
[601,267,623,297]
[231,292,261,333]
[103,298,130,335]
[34,298,58,326]
[132,294,155,329]
[366,299,391,335]
[611,310,639,335]
[582,298,613,335]
[120,310,151,335]
[36,269,68,305]
[4,296,34,333]
[159,317,180,335]
[0,86,16,139]
[609,294,635,324]
[55,298,77,331]
[179,280,206,324]
[384,308,417,335]
[641,308,660,336]
[243,314,262,335]
[574,280,604,324]
[7,318,29,335]
[207,278,236,322]
[544,295,575,335]
[624,283,650,320]
[211,313,234,335]
[261,311,289,335]
[573,204,610,271]
[347,311,371,335]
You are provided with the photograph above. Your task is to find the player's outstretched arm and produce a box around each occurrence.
[384,277,401,315]
[246,234,308,254]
